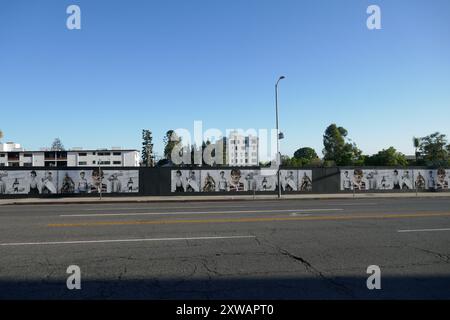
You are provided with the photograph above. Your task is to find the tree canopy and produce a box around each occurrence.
[163,130,182,161]
[50,138,65,151]
[322,124,363,166]
[141,129,155,167]
[364,147,408,166]
[416,132,450,166]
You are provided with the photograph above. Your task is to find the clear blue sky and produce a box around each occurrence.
[1,0,449,159]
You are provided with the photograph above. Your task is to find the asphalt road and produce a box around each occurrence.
[0,198,449,299]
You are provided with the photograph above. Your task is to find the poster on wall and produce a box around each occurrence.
[254,172,277,192]
[0,170,58,195]
[199,169,259,192]
[298,170,313,191]
[200,170,219,192]
[436,168,450,190]
[171,169,201,192]
[211,169,249,192]
[340,169,415,191]
[414,169,437,191]
[0,169,139,196]
[57,169,139,194]
[340,169,449,191]
[171,169,313,193]
[280,170,298,191]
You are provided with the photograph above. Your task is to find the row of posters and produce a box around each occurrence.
[0,169,139,195]
[171,169,313,193]
[340,168,450,191]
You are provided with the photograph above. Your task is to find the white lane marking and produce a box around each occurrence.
[289,213,312,217]
[398,228,450,233]
[81,205,260,211]
[80,203,378,211]
[0,235,256,247]
[323,202,378,206]
[60,208,344,217]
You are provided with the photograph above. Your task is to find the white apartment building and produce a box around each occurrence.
[0,143,140,167]
[226,131,259,166]
[0,142,25,152]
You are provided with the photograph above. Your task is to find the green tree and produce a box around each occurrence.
[0,129,3,141]
[163,130,181,161]
[293,147,319,166]
[365,147,408,166]
[51,138,65,151]
[417,132,449,166]
[323,124,363,166]
[141,129,154,167]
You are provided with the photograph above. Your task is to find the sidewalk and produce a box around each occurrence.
[1,192,449,205]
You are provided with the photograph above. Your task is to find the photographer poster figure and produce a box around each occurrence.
[401,170,413,190]
[299,171,312,191]
[186,171,199,192]
[202,172,216,192]
[415,171,426,190]
[427,170,436,190]
[342,170,352,191]
[218,171,228,192]
[0,171,7,195]
[108,171,123,193]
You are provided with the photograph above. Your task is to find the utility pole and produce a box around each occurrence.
[275,76,285,199]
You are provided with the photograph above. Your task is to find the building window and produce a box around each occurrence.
[23,153,32,158]
[113,152,121,156]
[44,152,56,159]
[57,151,67,159]
[113,161,121,165]
[78,161,87,166]
[8,153,20,161]
[78,153,87,157]
[23,163,32,167]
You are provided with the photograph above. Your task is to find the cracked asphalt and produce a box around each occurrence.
[0,197,449,299]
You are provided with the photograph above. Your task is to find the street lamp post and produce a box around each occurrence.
[275,76,285,199]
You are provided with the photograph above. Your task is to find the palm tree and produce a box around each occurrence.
[0,129,3,141]
[413,137,420,163]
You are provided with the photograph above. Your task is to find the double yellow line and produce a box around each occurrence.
[48,212,450,228]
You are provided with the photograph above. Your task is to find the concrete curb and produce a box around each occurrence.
[1,192,450,206]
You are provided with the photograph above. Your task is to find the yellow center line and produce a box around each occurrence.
[47,212,450,228]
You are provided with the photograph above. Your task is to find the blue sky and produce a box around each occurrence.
[1,0,449,159]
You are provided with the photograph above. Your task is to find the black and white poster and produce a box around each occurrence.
[0,170,57,195]
[0,169,139,195]
[171,169,201,192]
[280,170,298,191]
[414,169,437,191]
[436,168,450,190]
[172,169,313,193]
[340,168,448,191]
[298,170,313,191]
[255,172,277,192]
